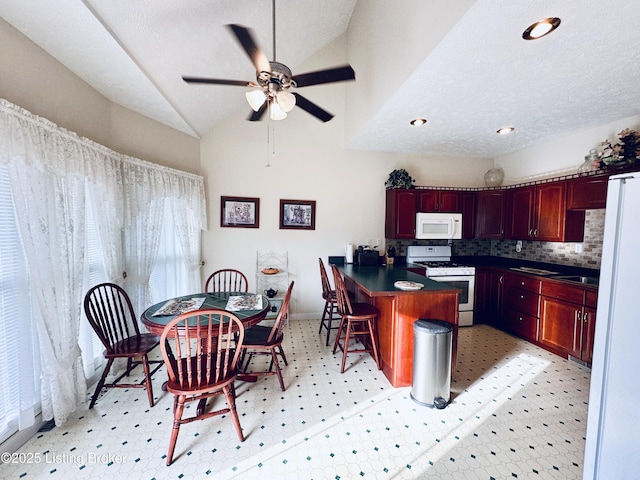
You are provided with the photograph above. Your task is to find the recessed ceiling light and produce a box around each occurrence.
[497,127,515,135]
[522,17,561,40]
[410,118,427,126]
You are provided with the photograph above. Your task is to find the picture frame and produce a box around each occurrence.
[279,199,316,230]
[220,196,260,228]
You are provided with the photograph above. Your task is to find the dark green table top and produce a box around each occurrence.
[141,292,270,335]
[337,264,459,296]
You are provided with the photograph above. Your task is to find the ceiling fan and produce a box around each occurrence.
[182,0,355,122]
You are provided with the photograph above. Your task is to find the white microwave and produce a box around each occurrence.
[415,212,462,240]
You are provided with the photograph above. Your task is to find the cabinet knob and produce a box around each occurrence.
[521,281,525,286]
[520,294,524,299]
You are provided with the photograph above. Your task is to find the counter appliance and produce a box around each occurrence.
[407,245,475,326]
[415,212,462,240]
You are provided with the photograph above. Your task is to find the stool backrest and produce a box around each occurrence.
[331,264,353,316]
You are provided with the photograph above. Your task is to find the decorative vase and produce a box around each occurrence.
[578,149,599,173]
[483,167,504,187]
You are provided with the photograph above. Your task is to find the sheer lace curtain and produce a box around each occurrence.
[0,99,206,426]
[122,159,166,318]
[1,102,89,426]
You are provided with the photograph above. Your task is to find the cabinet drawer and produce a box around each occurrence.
[541,281,585,304]
[505,273,541,294]
[504,307,538,341]
[505,287,540,317]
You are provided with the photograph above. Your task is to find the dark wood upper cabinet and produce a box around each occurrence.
[460,192,476,239]
[385,189,417,239]
[505,181,585,242]
[417,189,460,212]
[567,175,608,210]
[475,190,505,239]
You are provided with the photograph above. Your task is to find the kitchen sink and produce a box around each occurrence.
[555,275,599,286]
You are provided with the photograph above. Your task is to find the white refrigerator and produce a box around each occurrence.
[583,172,640,479]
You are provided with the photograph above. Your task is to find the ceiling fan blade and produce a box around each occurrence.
[292,93,334,122]
[227,24,271,74]
[248,102,268,122]
[182,76,256,87]
[292,65,355,88]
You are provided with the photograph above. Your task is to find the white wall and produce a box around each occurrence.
[199,35,491,318]
[496,114,640,183]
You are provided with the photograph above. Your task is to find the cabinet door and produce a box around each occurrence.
[439,191,460,212]
[535,181,567,241]
[460,192,476,239]
[567,175,608,210]
[417,190,460,212]
[474,269,488,324]
[487,270,504,327]
[581,306,596,364]
[540,296,581,358]
[505,186,535,239]
[416,190,439,212]
[475,190,505,239]
[385,189,416,239]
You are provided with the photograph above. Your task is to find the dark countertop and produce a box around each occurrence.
[392,254,600,288]
[451,255,599,277]
[338,264,459,296]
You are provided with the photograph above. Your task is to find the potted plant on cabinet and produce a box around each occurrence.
[385,169,414,189]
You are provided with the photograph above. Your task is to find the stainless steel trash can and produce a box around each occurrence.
[411,319,452,408]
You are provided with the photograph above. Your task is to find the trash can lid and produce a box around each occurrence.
[414,319,452,334]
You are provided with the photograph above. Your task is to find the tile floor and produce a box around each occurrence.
[2,320,591,479]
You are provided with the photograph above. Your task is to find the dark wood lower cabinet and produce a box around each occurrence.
[539,296,582,358]
[476,268,598,363]
[539,280,597,363]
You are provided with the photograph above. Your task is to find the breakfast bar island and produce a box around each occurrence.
[337,264,460,387]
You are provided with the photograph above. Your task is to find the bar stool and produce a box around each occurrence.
[318,258,340,346]
[331,264,381,373]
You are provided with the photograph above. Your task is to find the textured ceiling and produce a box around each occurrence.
[2,0,640,159]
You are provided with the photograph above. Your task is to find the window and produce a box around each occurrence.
[0,167,41,444]
[149,199,190,304]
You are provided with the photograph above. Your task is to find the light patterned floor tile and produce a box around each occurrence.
[2,321,590,479]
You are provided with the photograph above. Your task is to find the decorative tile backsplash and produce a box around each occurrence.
[388,209,604,270]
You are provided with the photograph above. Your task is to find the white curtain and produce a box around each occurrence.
[0,99,206,425]
[169,173,206,293]
[122,159,166,319]
[0,101,88,425]
[86,149,125,284]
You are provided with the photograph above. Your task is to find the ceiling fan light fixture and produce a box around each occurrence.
[277,91,296,113]
[269,101,287,121]
[522,17,561,40]
[246,90,267,111]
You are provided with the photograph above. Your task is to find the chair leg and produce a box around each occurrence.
[141,355,155,407]
[89,358,114,409]
[340,319,353,374]
[367,319,381,370]
[270,348,285,391]
[166,395,185,466]
[332,316,347,355]
[223,384,244,442]
[277,345,288,366]
[325,304,334,346]
[319,300,329,334]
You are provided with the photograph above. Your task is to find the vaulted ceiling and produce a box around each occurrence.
[2,0,640,158]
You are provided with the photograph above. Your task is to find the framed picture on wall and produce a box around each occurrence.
[221,196,260,228]
[279,199,316,230]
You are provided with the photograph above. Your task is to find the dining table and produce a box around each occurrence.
[141,291,271,413]
[141,291,271,336]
